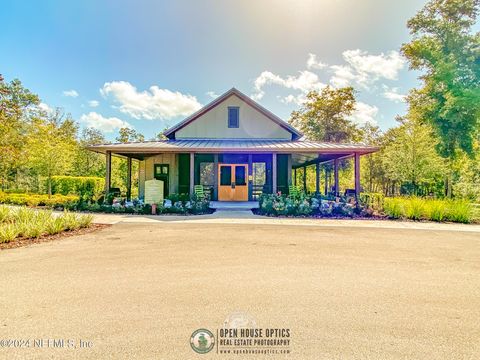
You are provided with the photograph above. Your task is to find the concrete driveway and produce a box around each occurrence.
[0,222,479,359]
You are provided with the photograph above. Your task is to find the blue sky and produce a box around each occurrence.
[1,0,427,140]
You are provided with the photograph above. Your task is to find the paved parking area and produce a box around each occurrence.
[0,222,479,359]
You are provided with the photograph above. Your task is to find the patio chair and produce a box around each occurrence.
[194,185,205,198]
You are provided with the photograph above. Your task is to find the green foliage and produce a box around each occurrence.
[401,0,480,158]
[383,198,404,219]
[0,206,93,243]
[289,86,363,142]
[0,192,79,208]
[258,193,357,217]
[50,176,103,201]
[0,223,20,243]
[383,197,474,223]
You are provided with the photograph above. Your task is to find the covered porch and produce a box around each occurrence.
[90,140,378,202]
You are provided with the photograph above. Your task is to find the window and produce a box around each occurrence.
[235,166,246,185]
[199,163,215,186]
[228,107,239,128]
[220,166,232,186]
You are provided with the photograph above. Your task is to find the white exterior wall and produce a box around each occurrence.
[138,153,178,199]
[175,94,292,140]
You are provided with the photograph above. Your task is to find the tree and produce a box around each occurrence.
[381,117,445,196]
[72,127,107,177]
[26,111,78,196]
[401,0,480,159]
[112,127,145,194]
[0,75,39,189]
[116,127,144,143]
[289,86,362,142]
[360,123,385,193]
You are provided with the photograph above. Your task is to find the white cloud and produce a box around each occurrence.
[382,86,406,103]
[253,70,325,100]
[348,102,379,125]
[62,89,79,98]
[306,53,327,70]
[279,94,306,106]
[330,50,405,88]
[206,91,219,99]
[344,49,404,80]
[88,100,100,107]
[38,102,55,115]
[101,81,202,120]
[80,112,132,133]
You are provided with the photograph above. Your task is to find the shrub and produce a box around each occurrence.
[445,200,472,224]
[50,176,104,202]
[0,192,79,209]
[0,205,12,223]
[425,200,446,222]
[404,198,425,220]
[45,217,66,235]
[383,198,404,219]
[78,214,94,228]
[0,223,19,243]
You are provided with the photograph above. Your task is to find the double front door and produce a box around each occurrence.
[218,164,248,201]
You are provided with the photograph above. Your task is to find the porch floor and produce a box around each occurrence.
[210,201,259,210]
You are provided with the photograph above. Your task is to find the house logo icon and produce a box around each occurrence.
[190,328,215,354]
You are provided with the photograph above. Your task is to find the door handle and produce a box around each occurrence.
[231,182,236,189]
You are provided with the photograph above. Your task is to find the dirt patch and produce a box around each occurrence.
[0,224,110,251]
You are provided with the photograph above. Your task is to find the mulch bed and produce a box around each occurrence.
[0,224,110,251]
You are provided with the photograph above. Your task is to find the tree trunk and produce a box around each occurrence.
[48,176,52,198]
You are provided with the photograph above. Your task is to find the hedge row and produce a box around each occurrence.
[50,176,104,201]
[0,192,79,208]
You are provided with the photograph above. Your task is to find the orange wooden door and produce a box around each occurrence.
[218,164,248,201]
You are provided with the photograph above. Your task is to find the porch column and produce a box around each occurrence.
[354,152,360,197]
[189,152,195,196]
[126,157,132,201]
[213,154,219,201]
[315,162,320,194]
[334,158,339,196]
[248,154,253,201]
[272,153,277,194]
[105,150,111,193]
[303,166,307,193]
[287,154,292,186]
[324,164,328,195]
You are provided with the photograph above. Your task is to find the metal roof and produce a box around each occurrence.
[162,88,303,140]
[87,139,378,155]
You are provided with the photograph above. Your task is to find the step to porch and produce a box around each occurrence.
[210,201,259,211]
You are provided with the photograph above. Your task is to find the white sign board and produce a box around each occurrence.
[144,179,164,204]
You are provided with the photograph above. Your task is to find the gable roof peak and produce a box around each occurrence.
[163,87,302,140]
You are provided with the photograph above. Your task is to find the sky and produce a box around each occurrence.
[1,0,428,141]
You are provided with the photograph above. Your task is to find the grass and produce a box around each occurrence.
[383,198,474,223]
[0,205,93,243]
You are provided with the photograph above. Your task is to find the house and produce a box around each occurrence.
[88,88,378,202]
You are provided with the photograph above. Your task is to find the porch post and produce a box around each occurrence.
[105,150,111,194]
[354,152,360,197]
[324,164,328,195]
[315,162,320,194]
[294,168,297,186]
[126,157,132,201]
[248,154,253,201]
[213,154,219,201]
[303,166,307,193]
[189,152,195,196]
[334,158,339,197]
[272,153,277,194]
[287,154,292,186]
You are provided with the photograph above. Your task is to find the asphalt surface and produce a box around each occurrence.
[0,222,479,359]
